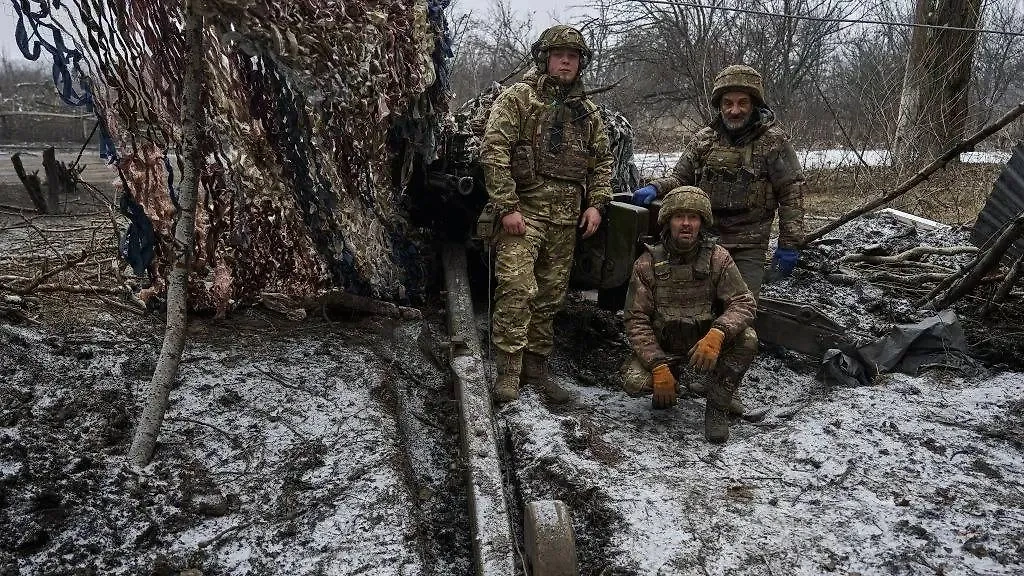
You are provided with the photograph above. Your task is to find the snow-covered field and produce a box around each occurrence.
[633,149,1012,176]
[505,365,1024,574]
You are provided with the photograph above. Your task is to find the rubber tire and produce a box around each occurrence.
[523,500,578,576]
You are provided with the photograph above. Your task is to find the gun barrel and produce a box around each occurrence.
[427,172,475,196]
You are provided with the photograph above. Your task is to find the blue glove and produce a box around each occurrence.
[771,248,800,277]
[632,185,657,206]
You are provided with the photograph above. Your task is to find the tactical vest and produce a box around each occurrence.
[506,81,596,188]
[696,137,775,218]
[648,238,717,354]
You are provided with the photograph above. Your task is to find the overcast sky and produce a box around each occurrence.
[452,0,582,27]
[1,4,32,64]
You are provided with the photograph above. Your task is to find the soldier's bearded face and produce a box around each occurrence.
[720,91,754,131]
[547,48,581,84]
[669,211,702,247]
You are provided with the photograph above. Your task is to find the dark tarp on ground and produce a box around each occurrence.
[819,309,978,386]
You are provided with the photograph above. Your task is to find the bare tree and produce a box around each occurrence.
[127,0,206,467]
[970,0,1024,136]
[894,0,984,164]
[449,0,535,104]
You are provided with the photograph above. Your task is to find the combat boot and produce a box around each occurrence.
[689,376,744,416]
[493,349,522,404]
[705,374,741,444]
[523,351,570,404]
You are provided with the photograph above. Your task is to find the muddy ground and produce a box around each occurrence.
[2,145,1024,575]
[3,281,1023,575]
[1,308,473,575]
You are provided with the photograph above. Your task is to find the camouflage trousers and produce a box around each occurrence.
[621,327,758,396]
[491,217,576,356]
[725,246,767,301]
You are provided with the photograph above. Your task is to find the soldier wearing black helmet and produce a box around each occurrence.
[480,25,614,404]
[622,186,757,443]
[632,65,806,298]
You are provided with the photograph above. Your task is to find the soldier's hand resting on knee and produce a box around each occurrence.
[651,363,677,409]
[689,328,725,372]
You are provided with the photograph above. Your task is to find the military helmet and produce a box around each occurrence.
[658,186,714,227]
[531,25,592,73]
[711,64,766,108]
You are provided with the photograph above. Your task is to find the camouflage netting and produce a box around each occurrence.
[13,0,452,312]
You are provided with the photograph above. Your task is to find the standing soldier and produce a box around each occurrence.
[632,65,805,298]
[622,187,757,443]
[480,25,613,404]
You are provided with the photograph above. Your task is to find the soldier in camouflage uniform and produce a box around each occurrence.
[622,186,757,443]
[480,25,613,404]
[633,65,805,298]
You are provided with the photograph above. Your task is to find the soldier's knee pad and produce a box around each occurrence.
[736,327,758,355]
[620,356,653,397]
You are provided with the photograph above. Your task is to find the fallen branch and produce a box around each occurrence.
[921,212,1024,310]
[804,100,1024,245]
[866,271,956,285]
[980,255,1024,316]
[840,245,978,264]
[0,203,36,213]
[301,289,423,320]
[167,415,243,449]
[17,249,92,294]
[856,261,957,274]
[0,280,128,296]
[197,522,249,549]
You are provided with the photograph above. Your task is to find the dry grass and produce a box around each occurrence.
[803,162,1005,225]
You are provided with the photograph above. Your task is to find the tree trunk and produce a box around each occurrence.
[11,153,48,213]
[42,146,75,213]
[894,0,983,165]
[127,0,205,467]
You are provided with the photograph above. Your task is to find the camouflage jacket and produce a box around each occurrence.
[623,237,756,369]
[479,69,613,226]
[650,109,805,249]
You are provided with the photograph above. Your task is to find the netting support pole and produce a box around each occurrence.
[128,0,205,467]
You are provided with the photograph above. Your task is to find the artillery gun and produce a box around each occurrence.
[416,87,858,575]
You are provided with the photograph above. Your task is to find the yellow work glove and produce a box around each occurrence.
[689,328,725,372]
[651,363,677,409]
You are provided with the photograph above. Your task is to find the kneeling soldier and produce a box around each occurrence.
[621,186,758,443]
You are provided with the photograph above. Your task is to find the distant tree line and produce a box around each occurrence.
[450,0,1024,153]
